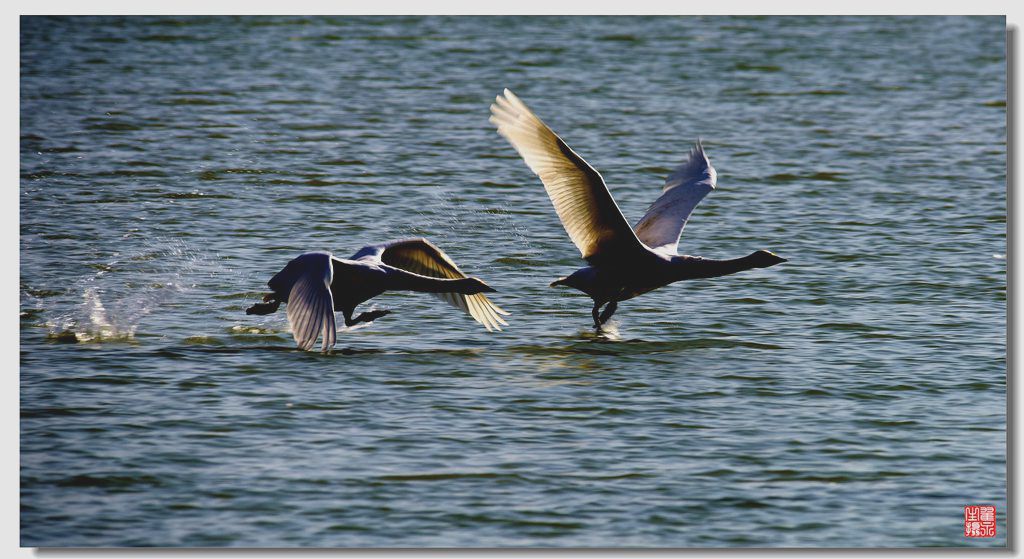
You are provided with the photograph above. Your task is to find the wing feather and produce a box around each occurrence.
[489,89,649,263]
[378,238,509,331]
[281,252,336,352]
[633,140,717,254]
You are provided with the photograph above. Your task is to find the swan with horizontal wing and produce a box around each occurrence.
[490,89,785,329]
[247,238,509,351]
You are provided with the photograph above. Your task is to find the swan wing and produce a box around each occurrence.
[377,238,509,332]
[273,252,336,352]
[489,89,649,263]
[633,140,716,254]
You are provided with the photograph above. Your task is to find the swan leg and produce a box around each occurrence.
[591,302,603,328]
[598,301,618,325]
[343,308,392,327]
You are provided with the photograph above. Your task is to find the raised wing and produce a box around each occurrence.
[633,140,716,254]
[490,89,649,264]
[271,252,337,352]
[377,238,509,332]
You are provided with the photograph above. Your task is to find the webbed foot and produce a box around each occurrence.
[246,300,280,315]
[350,309,392,325]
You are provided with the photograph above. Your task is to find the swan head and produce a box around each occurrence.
[550,275,582,289]
[466,277,497,294]
[749,250,787,268]
[550,269,595,293]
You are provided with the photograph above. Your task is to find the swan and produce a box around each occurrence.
[247,238,509,351]
[490,89,785,328]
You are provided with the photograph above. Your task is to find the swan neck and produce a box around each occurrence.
[676,254,759,280]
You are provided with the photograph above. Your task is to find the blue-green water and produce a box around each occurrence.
[20,16,1006,547]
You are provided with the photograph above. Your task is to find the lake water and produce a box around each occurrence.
[19,16,1007,547]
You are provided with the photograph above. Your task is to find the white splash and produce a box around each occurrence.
[76,287,120,341]
[36,237,222,343]
[594,320,622,341]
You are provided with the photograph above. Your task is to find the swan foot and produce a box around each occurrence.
[345,309,392,327]
[246,299,280,315]
[358,309,392,323]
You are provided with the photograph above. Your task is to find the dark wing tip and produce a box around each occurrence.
[692,137,707,160]
[682,137,715,188]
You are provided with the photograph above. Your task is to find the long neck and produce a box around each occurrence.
[414,277,480,294]
[383,266,480,294]
[674,253,760,280]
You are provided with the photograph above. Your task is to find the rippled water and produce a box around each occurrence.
[20,16,1006,547]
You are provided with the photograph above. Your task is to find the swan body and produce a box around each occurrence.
[247,238,508,351]
[490,89,785,328]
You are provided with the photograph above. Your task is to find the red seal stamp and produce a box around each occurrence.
[964,505,996,538]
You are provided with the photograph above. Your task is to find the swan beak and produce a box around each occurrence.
[550,278,567,287]
[765,251,787,264]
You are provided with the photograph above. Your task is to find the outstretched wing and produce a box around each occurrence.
[489,89,649,264]
[270,252,337,352]
[633,140,716,255]
[378,238,509,332]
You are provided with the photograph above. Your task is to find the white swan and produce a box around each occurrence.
[248,238,508,351]
[490,89,785,328]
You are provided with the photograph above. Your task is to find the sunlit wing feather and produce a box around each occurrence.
[281,252,336,352]
[633,140,717,255]
[489,89,648,263]
[378,238,509,331]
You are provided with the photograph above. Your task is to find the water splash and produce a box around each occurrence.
[591,321,622,341]
[69,287,121,341]
[32,237,222,343]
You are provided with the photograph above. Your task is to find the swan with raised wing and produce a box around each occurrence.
[247,238,509,351]
[490,89,785,328]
